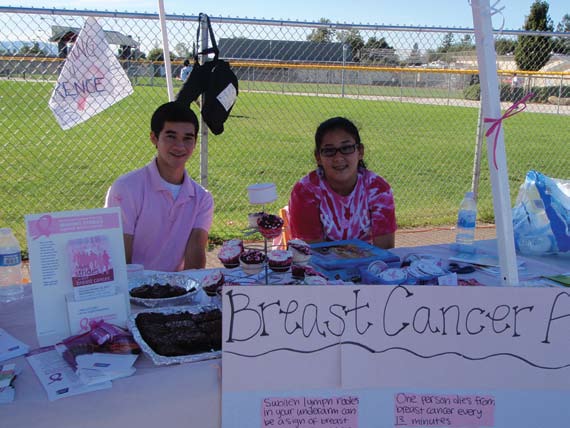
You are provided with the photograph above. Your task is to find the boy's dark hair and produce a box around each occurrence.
[183,59,190,67]
[150,101,199,136]
[314,116,366,169]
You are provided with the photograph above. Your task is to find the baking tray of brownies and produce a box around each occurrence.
[128,272,201,308]
[128,304,222,365]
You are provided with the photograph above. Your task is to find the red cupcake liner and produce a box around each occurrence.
[258,225,282,239]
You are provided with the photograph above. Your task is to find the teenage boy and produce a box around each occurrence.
[105,102,214,271]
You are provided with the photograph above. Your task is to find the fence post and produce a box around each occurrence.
[341,44,347,98]
[557,74,563,115]
[399,71,403,101]
[199,17,209,188]
[447,72,451,106]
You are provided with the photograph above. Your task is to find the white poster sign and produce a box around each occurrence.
[25,207,129,346]
[222,285,570,427]
[48,17,133,130]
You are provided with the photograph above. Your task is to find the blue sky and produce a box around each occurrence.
[2,0,568,30]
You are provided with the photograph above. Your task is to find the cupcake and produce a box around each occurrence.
[248,212,265,229]
[223,239,244,251]
[257,213,284,240]
[202,270,225,297]
[287,239,311,265]
[218,244,242,269]
[240,249,266,275]
[267,250,293,273]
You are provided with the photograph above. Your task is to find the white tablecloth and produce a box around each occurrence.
[1,284,222,428]
[2,240,568,427]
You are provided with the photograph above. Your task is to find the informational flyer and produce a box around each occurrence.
[26,346,111,401]
[25,208,129,346]
[67,235,115,300]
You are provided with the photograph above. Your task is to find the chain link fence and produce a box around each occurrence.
[1,6,569,251]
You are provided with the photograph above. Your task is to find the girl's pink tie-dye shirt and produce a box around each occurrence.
[289,169,396,243]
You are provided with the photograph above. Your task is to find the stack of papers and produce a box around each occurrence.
[27,347,112,401]
[0,363,20,404]
[26,345,138,401]
[0,328,29,362]
[72,352,137,385]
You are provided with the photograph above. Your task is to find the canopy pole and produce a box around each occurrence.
[157,0,174,101]
[471,0,519,285]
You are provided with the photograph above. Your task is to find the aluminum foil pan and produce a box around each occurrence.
[129,272,200,308]
[128,305,221,365]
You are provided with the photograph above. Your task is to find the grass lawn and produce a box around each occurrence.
[1,78,569,251]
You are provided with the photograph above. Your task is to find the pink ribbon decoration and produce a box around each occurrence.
[31,214,54,240]
[484,92,534,170]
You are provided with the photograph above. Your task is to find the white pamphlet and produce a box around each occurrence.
[0,328,30,362]
[26,346,111,401]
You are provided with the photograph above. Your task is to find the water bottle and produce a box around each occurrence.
[455,192,477,253]
[0,228,24,302]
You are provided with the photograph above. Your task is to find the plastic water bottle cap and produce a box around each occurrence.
[465,191,474,199]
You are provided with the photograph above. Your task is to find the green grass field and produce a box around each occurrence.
[1,78,569,251]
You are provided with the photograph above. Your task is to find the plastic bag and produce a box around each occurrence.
[512,170,570,255]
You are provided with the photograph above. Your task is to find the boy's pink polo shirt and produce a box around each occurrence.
[105,158,214,271]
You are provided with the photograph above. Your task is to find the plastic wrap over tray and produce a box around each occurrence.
[129,272,200,308]
[128,305,221,365]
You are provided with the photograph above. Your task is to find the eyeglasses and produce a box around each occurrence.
[319,143,359,157]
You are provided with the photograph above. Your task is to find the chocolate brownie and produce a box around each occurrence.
[130,283,191,299]
[135,309,222,357]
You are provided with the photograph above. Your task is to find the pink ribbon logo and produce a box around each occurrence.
[32,214,54,240]
[484,92,534,170]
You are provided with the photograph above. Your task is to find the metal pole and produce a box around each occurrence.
[341,44,347,98]
[157,0,174,101]
[471,0,519,285]
[471,100,485,198]
[199,17,209,188]
[557,74,563,115]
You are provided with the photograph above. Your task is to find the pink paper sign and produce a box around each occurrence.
[262,396,359,428]
[394,393,495,427]
[28,213,120,239]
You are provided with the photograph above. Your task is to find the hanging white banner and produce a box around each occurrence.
[48,17,133,130]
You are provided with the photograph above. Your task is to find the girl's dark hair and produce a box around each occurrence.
[314,116,366,169]
[150,101,199,136]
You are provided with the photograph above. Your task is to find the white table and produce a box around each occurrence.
[389,239,569,286]
[1,284,222,428]
[2,240,568,428]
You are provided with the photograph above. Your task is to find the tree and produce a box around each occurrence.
[514,0,553,71]
[407,42,422,65]
[426,33,475,63]
[441,32,455,51]
[556,13,570,32]
[17,42,47,57]
[361,36,398,65]
[553,13,570,54]
[174,42,191,59]
[495,38,517,55]
[147,47,175,62]
[307,18,335,43]
[336,29,364,60]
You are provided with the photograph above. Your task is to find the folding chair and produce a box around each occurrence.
[272,206,291,249]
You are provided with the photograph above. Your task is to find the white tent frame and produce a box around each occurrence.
[471,0,519,285]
